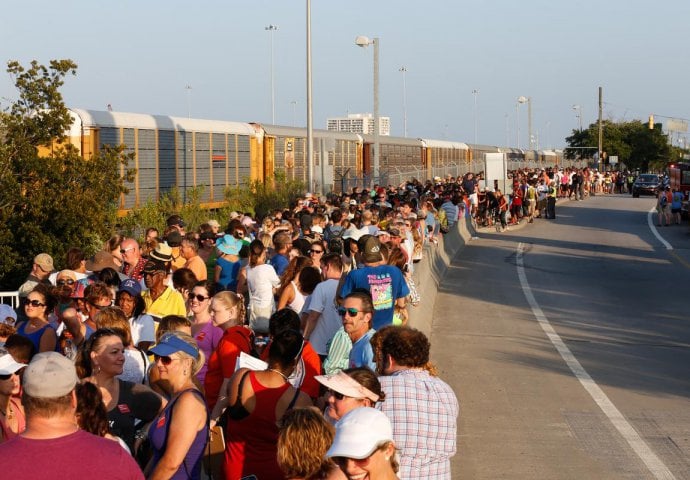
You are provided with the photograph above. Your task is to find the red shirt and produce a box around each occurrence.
[204,326,253,410]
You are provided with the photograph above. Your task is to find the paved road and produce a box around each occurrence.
[430,194,690,479]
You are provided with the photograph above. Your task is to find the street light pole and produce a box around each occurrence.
[517,96,528,150]
[265,24,279,124]
[573,104,582,132]
[399,66,407,137]
[306,2,314,192]
[185,84,192,119]
[356,35,380,183]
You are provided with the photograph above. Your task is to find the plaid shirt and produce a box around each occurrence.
[378,369,459,479]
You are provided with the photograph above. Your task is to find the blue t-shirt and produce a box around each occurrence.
[269,253,290,277]
[340,265,410,330]
[672,192,683,209]
[349,329,376,371]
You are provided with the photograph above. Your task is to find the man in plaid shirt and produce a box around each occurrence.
[378,327,459,479]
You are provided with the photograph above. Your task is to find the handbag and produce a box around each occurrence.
[406,276,421,306]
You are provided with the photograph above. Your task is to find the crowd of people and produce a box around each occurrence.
[2,164,648,478]
[1,178,470,480]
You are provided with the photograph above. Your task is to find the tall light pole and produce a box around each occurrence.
[517,96,530,149]
[185,84,192,119]
[399,66,408,137]
[572,104,582,132]
[356,35,380,182]
[265,24,279,124]
[306,2,314,192]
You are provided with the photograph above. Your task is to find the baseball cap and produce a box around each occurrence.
[326,407,394,459]
[22,352,79,398]
[207,219,220,228]
[315,372,379,402]
[149,331,199,358]
[119,278,142,297]
[0,353,26,375]
[34,253,54,272]
[166,214,185,228]
[311,225,324,235]
[0,304,18,325]
[349,199,358,206]
[362,236,383,263]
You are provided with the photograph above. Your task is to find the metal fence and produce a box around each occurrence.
[0,291,20,308]
[333,158,588,193]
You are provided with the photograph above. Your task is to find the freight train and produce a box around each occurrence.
[65,108,565,213]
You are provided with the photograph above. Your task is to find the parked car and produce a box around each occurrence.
[631,174,661,197]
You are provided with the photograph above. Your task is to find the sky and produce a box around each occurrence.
[1,0,689,149]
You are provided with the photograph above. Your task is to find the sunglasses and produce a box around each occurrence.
[309,249,323,254]
[154,354,178,366]
[89,302,109,310]
[57,279,75,286]
[338,307,363,318]
[190,294,209,302]
[328,389,347,400]
[25,299,46,308]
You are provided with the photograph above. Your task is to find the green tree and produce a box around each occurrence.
[565,119,671,171]
[0,60,134,289]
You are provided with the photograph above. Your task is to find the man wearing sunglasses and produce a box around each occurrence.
[340,291,376,371]
[120,238,147,285]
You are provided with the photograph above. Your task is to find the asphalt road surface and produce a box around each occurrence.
[430,194,690,479]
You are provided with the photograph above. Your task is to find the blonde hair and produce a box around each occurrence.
[94,307,132,347]
[211,291,246,326]
[278,407,336,479]
[157,315,192,341]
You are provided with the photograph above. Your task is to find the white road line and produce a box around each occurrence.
[647,207,673,250]
[516,243,676,480]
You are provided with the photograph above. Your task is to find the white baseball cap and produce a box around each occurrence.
[0,353,27,375]
[326,407,394,459]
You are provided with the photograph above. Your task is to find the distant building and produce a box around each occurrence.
[327,113,390,136]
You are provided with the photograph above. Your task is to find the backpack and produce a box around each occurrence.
[660,193,668,207]
[327,227,345,254]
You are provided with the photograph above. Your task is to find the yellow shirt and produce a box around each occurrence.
[142,285,186,319]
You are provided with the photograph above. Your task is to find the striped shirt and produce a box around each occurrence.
[322,327,352,375]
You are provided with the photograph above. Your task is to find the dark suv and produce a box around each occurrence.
[631,174,661,197]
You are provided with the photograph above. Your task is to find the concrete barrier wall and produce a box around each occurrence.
[407,216,474,338]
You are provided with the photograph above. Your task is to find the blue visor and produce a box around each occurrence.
[149,332,198,358]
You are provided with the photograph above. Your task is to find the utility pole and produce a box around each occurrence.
[598,87,603,169]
